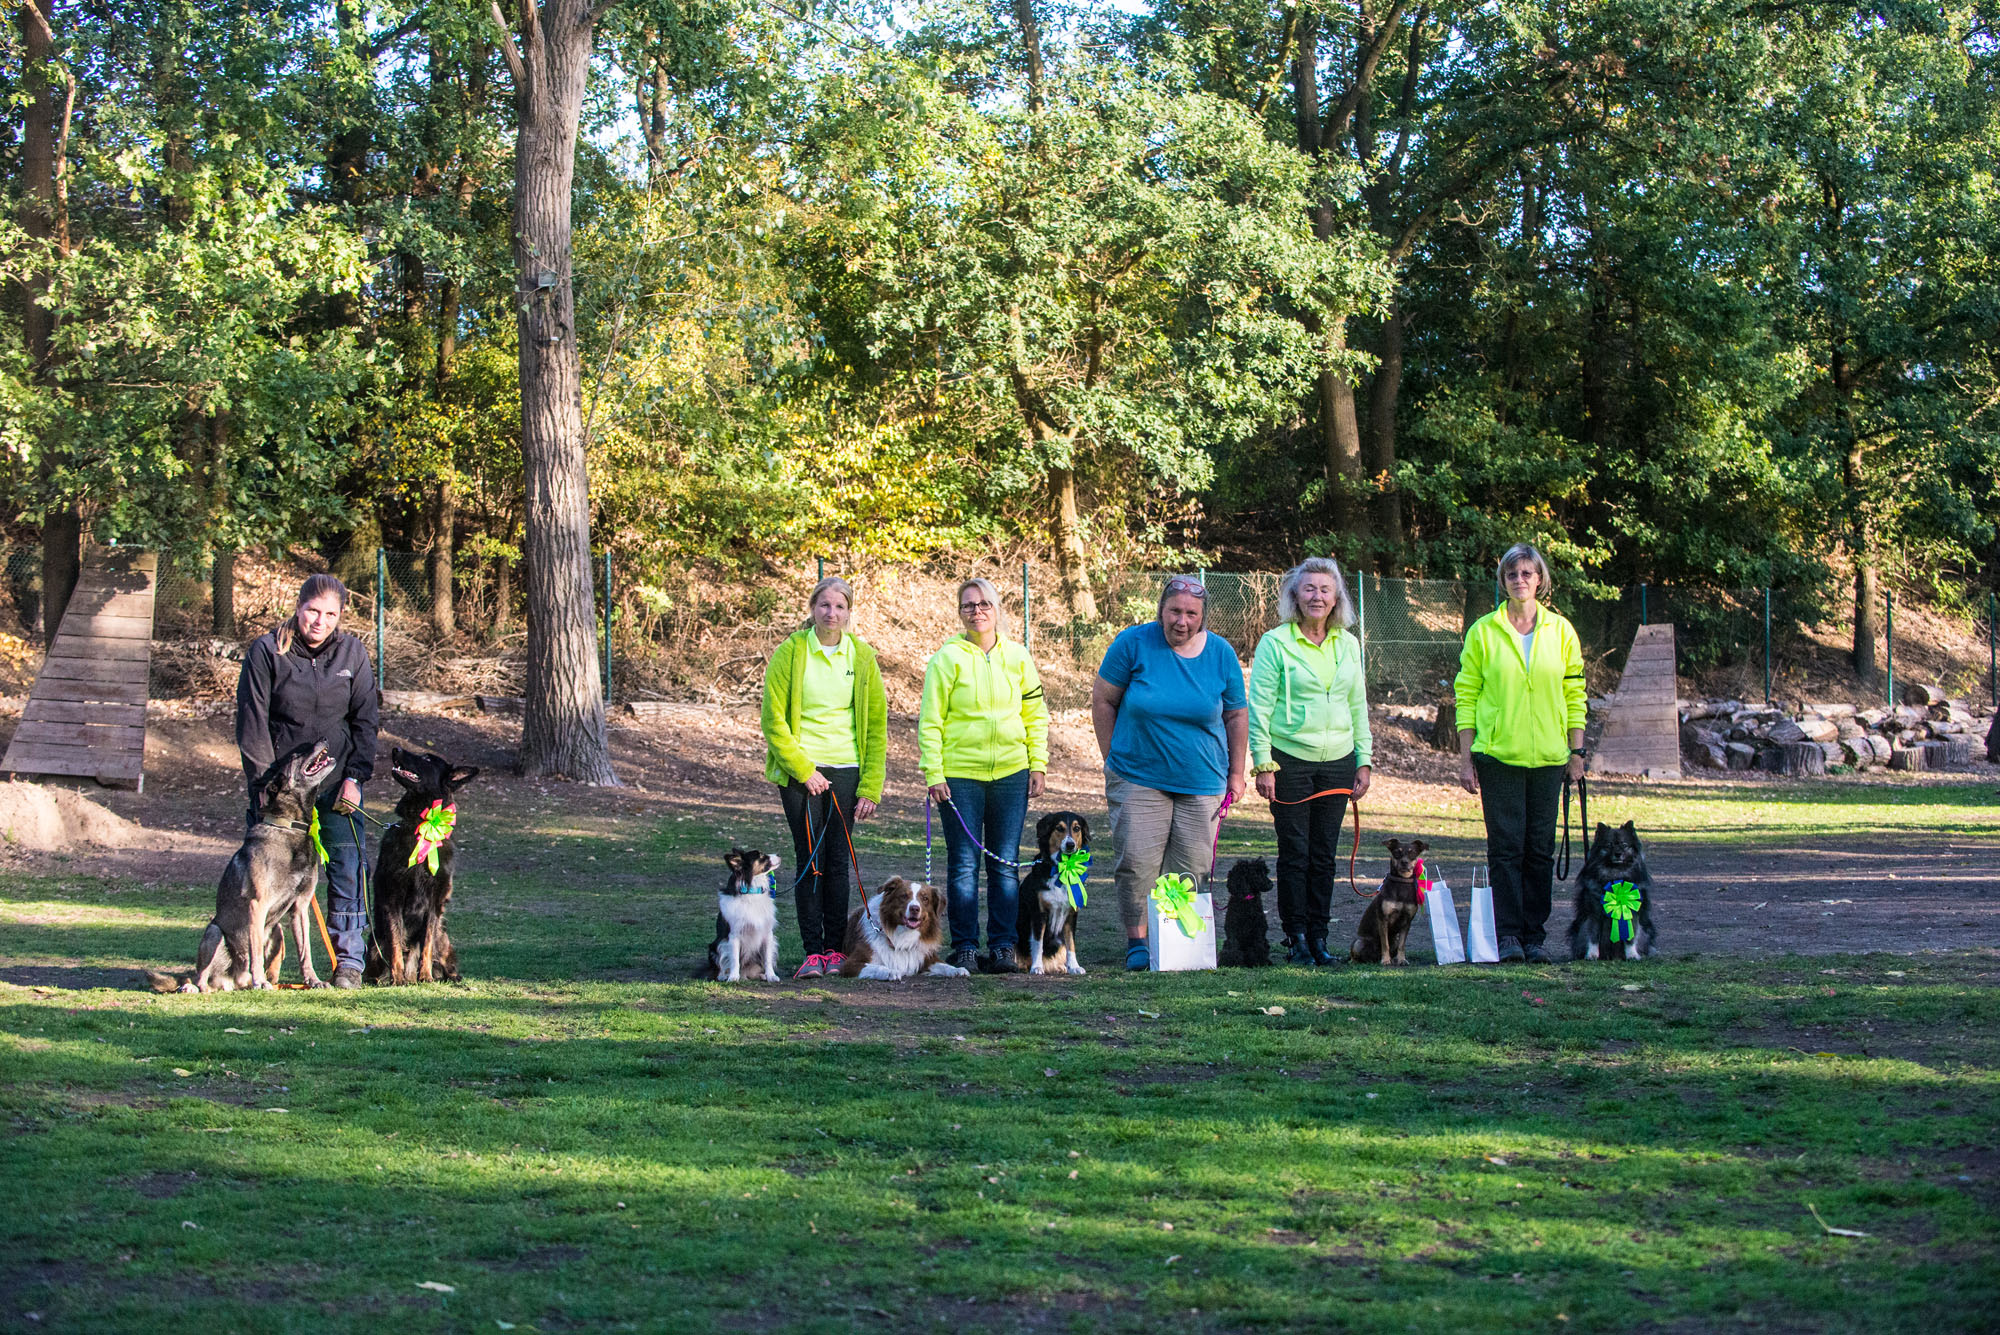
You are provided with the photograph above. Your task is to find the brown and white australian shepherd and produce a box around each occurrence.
[836,878,969,980]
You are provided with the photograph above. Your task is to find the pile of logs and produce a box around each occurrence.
[1679,683,1995,776]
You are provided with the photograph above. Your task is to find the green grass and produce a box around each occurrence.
[2,780,1997,1333]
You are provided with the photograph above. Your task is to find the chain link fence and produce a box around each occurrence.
[2,543,1996,715]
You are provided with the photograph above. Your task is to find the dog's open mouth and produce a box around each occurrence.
[303,747,334,781]
[393,767,420,785]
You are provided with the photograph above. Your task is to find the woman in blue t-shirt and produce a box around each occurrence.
[1091,575,1248,970]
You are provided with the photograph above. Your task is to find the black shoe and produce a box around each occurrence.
[331,965,364,989]
[1496,936,1525,963]
[978,951,1019,975]
[1523,942,1554,964]
[1307,935,1335,967]
[948,945,979,973]
[1287,936,1314,966]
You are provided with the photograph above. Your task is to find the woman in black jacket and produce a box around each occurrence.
[235,573,380,987]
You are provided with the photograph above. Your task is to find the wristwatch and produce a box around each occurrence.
[1569,747,1589,758]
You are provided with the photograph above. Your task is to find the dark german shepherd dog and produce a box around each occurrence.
[149,740,338,993]
[1568,820,1657,960]
[365,747,479,984]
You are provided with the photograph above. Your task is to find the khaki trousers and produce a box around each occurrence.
[1103,764,1222,932]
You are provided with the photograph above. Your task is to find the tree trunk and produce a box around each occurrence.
[496,0,618,783]
[212,547,238,638]
[1852,560,1878,685]
[1364,298,1405,566]
[18,0,79,641]
[1049,463,1096,621]
[429,479,457,637]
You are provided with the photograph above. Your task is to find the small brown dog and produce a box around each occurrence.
[1351,838,1428,966]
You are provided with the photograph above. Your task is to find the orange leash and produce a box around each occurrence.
[310,892,339,974]
[1262,785,1367,896]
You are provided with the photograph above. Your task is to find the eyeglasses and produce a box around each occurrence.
[959,600,994,613]
[1163,577,1208,599]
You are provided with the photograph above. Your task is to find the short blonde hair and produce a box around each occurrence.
[1276,557,1355,628]
[956,578,1005,629]
[1497,544,1552,599]
[809,576,854,610]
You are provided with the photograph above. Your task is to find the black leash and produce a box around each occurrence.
[1557,773,1590,881]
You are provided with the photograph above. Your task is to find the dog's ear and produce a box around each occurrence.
[920,881,947,918]
[1620,820,1637,838]
[1075,814,1090,846]
[1384,838,1404,857]
[1035,812,1059,850]
[1411,840,1428,856]
[448,766,480,789]
[725,850,748,876]
[877,876,907,898]
[1595,821,1613,840]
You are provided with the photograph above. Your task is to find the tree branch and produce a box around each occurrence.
[367,8,428,58]
[1326,0,1413,143]
[488,0,528,92]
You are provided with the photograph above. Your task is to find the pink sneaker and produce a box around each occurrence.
[792,954,825,980]
[820,951,845,974]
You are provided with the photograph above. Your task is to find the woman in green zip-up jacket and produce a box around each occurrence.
[918,577,1049,974]
[1453,543,1589,964]
[1247,557,1373,966]
[761,576,889,978]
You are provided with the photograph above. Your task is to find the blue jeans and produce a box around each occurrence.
[941,769,1029,954]
[316,792,368,970]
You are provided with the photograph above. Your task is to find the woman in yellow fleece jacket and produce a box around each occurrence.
[761,577,889,979]
[1454,543,1589,964]
[1247,557,1372,967]
[919,578,1049,974]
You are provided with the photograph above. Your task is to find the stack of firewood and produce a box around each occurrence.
[1677,684,1993,775]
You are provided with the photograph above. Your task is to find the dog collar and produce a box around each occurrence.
[261,813,328,865]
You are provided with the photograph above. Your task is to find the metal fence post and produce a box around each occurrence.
[1989,590,1996,708]
[1022,560,1031,651]
[375,547,386,694]
[1763,586,1772,704]
[1639,583,1648,627]
[1356,569,1367,659]
[603,549,613,705]
[1884,589,1894,706]
[817,557,824,582]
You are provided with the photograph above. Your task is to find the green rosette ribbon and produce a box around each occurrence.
[1602,880,1641,943]
[1056,849,1090,909]
[407,800,457,874]
[1150,873,1205,939]
[307,808,329,866]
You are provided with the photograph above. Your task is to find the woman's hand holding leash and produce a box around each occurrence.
[334,778,361,813]
[927,781,952,805]
[804,771,831,796]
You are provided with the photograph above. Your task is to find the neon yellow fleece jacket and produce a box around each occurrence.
[1453,605,1588,768]
[1247,622,1372,769]
[917,634,1049,785]
[762,629,888,801]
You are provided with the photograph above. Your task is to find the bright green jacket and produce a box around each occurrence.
[1247,622,1372,769]
[917,634,1049,785]
[1454,606,1588,768]
[762,629,888,801]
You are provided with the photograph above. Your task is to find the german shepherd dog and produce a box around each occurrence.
[365,747,479,985]
[701,849,782,982]
[148,740,338,993]
[1217,857,1274,967]
[1014,811,1091,975]
[1567,820,1657,960]
[1351,838,1428,966]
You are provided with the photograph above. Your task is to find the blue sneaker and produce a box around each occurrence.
[1125,941,1150,971]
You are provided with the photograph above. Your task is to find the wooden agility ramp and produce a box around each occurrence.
[1588,621,1681,779]
[4,549,156,790]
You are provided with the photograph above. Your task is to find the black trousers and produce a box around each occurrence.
[1473,754,1565,945]
[1269,747,1357,939]
[778,765,860,957]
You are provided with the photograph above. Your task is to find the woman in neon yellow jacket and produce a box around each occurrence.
[1247,557,1372,967]
[1454,543,1588,963]
[761,576,889,979]
[919,578,1049,974]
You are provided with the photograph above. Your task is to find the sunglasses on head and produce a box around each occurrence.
[1164,577,1207,599]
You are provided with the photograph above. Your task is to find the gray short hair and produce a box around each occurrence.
[809,576,854,610]
[1155,574,1208,626]
[1497,544,1552,598]
[1276,557,1355,628]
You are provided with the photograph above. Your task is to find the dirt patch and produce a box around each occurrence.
[0,780,150,851]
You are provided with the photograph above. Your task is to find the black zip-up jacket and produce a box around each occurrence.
[236,629,380,790]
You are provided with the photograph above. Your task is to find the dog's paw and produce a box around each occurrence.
[303,976,329,990]
[926,963,970,977]
[251,979,276,990]
[760,970,779,982]
[1066,961,1087,975]
[1029,962,1046,976]
[857,964,898,980]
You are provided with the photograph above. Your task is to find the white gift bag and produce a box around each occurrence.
[1467,882,1500,964]
[1147,891,1217,972]
[1425,877,1466,965]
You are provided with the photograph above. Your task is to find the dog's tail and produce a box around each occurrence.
[144,969,184,994]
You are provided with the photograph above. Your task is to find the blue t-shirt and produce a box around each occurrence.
[1098,623,1246,795]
